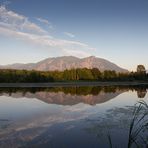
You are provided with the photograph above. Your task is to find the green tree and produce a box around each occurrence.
[136,65,146,80]
[137,65,146,74]
[91,68,102,80]
[103,70,117,81]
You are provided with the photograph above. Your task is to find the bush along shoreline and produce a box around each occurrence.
[0,67,147,83]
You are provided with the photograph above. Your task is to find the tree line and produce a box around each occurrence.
[0,66,147,83]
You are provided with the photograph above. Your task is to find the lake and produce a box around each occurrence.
[0,85,148,148]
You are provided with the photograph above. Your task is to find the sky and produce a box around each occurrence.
[0,0,148,71]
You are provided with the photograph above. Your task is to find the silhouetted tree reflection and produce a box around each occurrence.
[0,86,148,147]
[137,89,147,98]
[0,85,147,106]
[0,85,147,96]
[0,86,123,105]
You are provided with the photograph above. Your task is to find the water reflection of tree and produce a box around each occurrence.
[137,88,147,98]
[0,85,148,96]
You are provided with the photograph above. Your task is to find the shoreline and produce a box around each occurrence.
[0,81,148,87]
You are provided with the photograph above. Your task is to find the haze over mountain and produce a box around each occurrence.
[0,56,128,72]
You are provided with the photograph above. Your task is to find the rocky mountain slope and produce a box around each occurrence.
[0,56,128,72]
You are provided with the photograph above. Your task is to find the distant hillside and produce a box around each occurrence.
[0,56,128,72]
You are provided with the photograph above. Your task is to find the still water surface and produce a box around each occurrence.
[0,86,147,148]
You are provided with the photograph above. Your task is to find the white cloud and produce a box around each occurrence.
[36,18,49,24]
[64,32,75,38]
[0,0,11,8]
[0,5,94,58]
[0,6,48,35]
[0,27,90,51]
[63,48,90,57]
[36,17,53,29]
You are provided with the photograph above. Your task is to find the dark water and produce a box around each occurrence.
[0,85,147,148]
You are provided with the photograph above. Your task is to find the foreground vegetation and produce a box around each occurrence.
[107,100,148,148]
[0,67,147,83]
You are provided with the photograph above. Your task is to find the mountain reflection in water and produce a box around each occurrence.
[0,85,147,106]
[0,85,147,148]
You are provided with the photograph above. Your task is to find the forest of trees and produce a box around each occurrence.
[0,66,147,83]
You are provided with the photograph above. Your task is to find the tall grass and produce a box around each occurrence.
[127,100,148,148]
[107,100,148,148]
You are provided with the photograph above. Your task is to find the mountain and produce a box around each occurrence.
[0,56,128,72]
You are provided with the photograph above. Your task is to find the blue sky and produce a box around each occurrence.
[0,0,148,71]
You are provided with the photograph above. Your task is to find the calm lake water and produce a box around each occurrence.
[0,85,148,148]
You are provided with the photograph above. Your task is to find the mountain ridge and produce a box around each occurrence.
[0,56,128,72]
